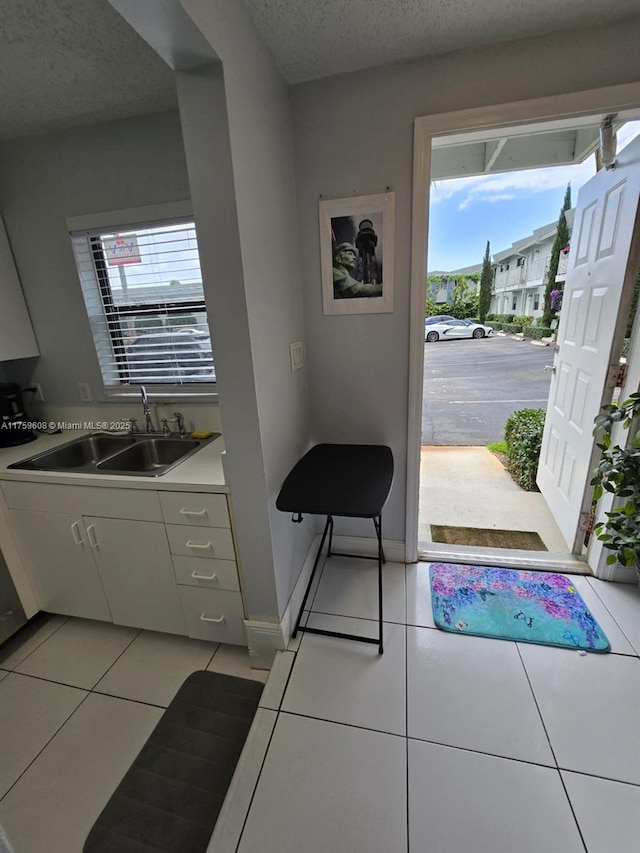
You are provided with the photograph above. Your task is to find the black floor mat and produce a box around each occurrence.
[83,670,263,853]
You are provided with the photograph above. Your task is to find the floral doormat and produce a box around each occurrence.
[430,563,610,652]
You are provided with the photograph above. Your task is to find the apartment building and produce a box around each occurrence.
[491,209,575,318]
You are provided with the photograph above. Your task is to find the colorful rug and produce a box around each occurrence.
[430,525,546,551]
[430,563,610,652]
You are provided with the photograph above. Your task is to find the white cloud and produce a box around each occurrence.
[431,119,640,209]
[486,193,516,203]
[438,158,595,211]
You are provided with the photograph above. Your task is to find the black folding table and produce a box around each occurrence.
[276,443,394,654]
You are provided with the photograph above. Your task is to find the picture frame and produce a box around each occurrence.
[319,191,395,315]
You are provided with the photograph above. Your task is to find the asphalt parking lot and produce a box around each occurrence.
[422,334,553,445]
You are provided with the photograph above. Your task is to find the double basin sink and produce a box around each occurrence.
[8,432,220,477]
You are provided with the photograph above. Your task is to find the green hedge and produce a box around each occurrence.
[513,315,533,326]
[523,325,553,340]
[492,313,515,323]
[502,323,524,334]
[490,321,503,330]
[504,408,546,491]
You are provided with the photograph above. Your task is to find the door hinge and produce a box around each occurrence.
[578,510,592,532]
[615,361,628,388]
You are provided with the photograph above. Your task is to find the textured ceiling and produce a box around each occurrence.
[0,0,176,140]
[1,0,639,143]
[243,0,640,83]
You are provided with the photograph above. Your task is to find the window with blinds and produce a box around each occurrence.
[71,218,214,392]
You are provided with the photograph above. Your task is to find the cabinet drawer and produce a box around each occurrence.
[1,481,162,521]
[172,556,239,591]
[166,524,235,560]
[159,492,230,528]
[178,587,246,645]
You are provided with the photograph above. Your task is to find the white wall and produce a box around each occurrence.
[0,111,191,406]
[290,16,640,543]
[177,0,314,618]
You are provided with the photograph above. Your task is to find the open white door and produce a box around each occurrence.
[537,134,640,552]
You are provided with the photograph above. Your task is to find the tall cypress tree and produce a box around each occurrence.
[542,184,571,328]
[478,240,492,322]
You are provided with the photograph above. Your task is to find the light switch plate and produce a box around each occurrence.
[78,382,92,402]
[289,341,304,371]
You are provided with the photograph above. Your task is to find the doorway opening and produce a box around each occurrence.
[411,105,640,574]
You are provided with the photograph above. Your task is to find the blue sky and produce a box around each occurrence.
[427,121,640,272]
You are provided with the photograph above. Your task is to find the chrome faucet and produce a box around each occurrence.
[140,385,156,433]
[173,411,187,439]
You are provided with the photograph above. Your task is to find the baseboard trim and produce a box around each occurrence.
[243,620,287,670]
[328,535,406,563]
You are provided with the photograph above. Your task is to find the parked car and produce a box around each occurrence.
[125,329,215,382]
[425,314,455,325]
[425,319,494,342]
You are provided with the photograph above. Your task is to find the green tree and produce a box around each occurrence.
[542,184,571,327]
[449,279,479,319]
[625,266,640,338]
[478,241,493,322]
[425,291,438,317]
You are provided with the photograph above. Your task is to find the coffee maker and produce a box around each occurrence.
[0,384,36,447]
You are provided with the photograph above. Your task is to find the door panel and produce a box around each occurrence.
[86,517,185,635]
[9,511,111,621]
[537,134,640,551]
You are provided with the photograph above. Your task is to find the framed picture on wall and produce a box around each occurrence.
[319,191,395,315]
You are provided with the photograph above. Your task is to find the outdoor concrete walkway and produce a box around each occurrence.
[419,446,568,553]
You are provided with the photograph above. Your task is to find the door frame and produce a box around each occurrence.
[406,81,640,570]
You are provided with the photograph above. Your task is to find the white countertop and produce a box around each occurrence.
[0,430,229,493]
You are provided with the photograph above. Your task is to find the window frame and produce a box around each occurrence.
[68,202,217,401]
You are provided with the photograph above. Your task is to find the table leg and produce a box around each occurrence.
[292,515,332,638]
[327,515,335,558]
[376,514,384,654]
[372,516,386,564]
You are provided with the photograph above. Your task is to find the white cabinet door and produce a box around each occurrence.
[8,510,112,621]
[85,517,186,635]
[0,215,38,361]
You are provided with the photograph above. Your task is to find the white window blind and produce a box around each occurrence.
[71,218,215,391]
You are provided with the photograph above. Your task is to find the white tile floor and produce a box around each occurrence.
[0,558,639,852]
[237,556,640,853]
[0,619,266,853]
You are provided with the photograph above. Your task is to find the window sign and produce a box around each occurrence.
[104,235,142,266]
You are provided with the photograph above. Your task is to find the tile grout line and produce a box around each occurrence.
[205,642,223,669]
[0,683,94,805]
[233,703,284,852]
[232,595,307,849]
[514,642,560,767]
[556,766,640,789]
[583,578,640,656]
[0,614,70,672]
[87,626,143,692]
[515,642,589,853]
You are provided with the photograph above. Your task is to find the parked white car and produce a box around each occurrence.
[425,319,494,342]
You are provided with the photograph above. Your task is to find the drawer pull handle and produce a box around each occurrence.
[200,612,225,623]
[71,522,83,546]
[180,507,207,517]
[191,570,218,582]
[86,525,98,549]
[186,540,213,551]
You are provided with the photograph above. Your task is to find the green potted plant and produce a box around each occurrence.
[591,391,640,580]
